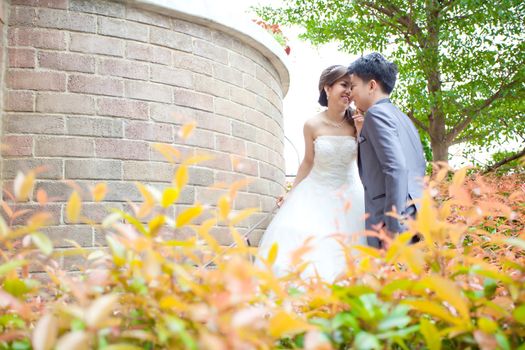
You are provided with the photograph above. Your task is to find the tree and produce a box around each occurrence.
[256,0,525,163]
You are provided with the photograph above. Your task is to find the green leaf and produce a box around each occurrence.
[0,260,28,277]
[0,314,25,328]
[377,325,420,339]
[506,237,525,250]
[12,340,31,350]
[163,316,198,350]
[31,232,53,255]
[335,284,375,298]
[513,305,525,325]
[378,305,412,331]
[354,331,380,350]
[110,209,147,236]
[332,312,359,330]
[381,279,414,296]
[483,278,497,299]
[495,332,511,350]
[420,318,441,350]
[106,235,126,266]
[3,278,39,298]
[478,317,498,333]
[104,345,144,350]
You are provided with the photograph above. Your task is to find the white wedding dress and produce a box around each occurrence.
[256,135,366,283]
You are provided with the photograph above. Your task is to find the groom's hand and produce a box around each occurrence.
[352,109,365,136]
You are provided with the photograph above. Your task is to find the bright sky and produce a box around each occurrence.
[230,0,358,175]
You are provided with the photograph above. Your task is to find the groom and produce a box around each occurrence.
[348,53,426,248]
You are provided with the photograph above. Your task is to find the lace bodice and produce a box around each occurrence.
[307,135,360,188]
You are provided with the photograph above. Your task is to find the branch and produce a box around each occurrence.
[450,135,473,145]
[359,1,425,47]
[482,146,525,174]
[499,117,525,143]
[441,0,462,12]
[408,110,429,133]
[442,13,471,23]
[445,77,523,144]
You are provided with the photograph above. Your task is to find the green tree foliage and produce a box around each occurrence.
[255,0,525,163]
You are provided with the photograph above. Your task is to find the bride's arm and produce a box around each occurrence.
[292,122,315,188]
[277,122,315,206]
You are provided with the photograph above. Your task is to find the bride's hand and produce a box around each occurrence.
[352,109,365,136]
[276,193,288,207]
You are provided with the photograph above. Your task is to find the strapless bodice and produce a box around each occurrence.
[307,135,360,188]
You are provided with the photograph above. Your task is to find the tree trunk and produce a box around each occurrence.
[429,108,448,163]
[425,0,447,163]
[431,139,449,163]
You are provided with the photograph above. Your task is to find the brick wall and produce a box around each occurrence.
[0,1,6,187]
[1,0,287,261]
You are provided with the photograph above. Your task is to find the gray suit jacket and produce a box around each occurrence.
[357,98,426,248]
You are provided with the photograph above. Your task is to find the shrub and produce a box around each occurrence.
[0,142,524,349]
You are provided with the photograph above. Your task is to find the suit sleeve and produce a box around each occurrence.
[364,109,408,233]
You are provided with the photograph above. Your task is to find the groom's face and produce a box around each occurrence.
[349,74,372,112]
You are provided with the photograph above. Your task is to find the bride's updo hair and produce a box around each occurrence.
[318,65,348,107]
[318,65,355,128]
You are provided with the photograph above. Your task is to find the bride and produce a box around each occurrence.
[256,65,366,283]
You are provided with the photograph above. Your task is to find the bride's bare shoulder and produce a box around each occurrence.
[304,113,324,129]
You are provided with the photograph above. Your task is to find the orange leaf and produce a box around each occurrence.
[415,191,437,245]
[229,207,258,226]
[32,313,58,350]
[452,167,468,187]
[161,188,179,208]
[148,215,165,236]
[135,183,155,218]
[92,183,107,202]
[84,294,119,328]
[14,170,35,202]
[36,189,48,205]
[66,191,82,224]
[420,275,471,322]
[404,300,461,325]
[230,226,247,249]
[176,205,203,228]
[352,244,382,258]
[217,195,230,220]
[194,218,220,251]
[0,215,8,238]
[228,178,252,199]
[435,165,450,183]
[27,212,53,228]
[420,318,441,350]
[55,331,90,350]
[174,165,189,190]
[268,311,313,338]
[1,201,13,218]
[401,246,425,274]
[11,209,31,221]
[159,295,188,311]
[178,121,197,140]
[152,143,181,163]
[183,153,213,166]
[267,242,278,266]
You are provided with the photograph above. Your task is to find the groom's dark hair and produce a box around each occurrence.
[347,53,398,94]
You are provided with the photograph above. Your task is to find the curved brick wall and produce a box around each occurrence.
[0,0,289,257]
